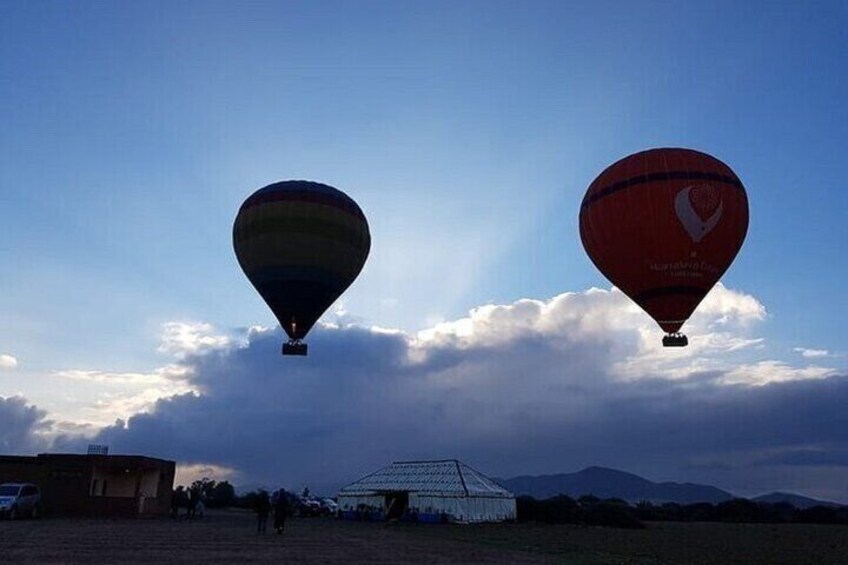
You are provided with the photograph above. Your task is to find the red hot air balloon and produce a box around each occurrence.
[579,148,749,347]
[233,180,371,356]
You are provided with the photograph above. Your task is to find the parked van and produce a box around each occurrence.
[0,483,42,519]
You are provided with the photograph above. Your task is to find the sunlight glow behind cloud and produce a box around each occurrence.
[51,364,195,426]
[157,322,231,358]
[174,463,239,487]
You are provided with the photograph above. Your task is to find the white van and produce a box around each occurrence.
[0,483,42,519]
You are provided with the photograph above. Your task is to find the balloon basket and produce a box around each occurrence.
[282,341,308,356]
[662,334,688,347]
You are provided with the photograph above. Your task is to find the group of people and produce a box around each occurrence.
[169,484,291,534]
[256,489,290,534]
[171,485,205,519]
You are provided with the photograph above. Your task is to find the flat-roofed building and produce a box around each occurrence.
[0,453,175,517]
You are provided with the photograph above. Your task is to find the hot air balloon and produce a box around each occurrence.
[233,180,371,356]
[579,148,749,347]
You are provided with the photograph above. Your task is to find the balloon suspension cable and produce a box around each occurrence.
[662,333,688,347]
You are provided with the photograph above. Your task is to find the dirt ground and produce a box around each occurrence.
[1,510,847,564]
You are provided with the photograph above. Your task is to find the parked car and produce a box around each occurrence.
[0,483,42,519]
[298,498,323,516]
[321,498,339,517]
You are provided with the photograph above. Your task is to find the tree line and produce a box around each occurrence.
[517,495,848,528]
[177,478,238,508]
[179,479,313,510]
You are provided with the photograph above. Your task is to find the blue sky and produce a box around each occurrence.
[1,1,847,497]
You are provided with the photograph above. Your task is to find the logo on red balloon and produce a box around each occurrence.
[675,184,723,243]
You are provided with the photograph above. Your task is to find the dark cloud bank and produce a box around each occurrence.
[0,395,50,454]
[7,288,847,501]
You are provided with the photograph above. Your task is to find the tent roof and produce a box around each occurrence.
[338,459,514,498]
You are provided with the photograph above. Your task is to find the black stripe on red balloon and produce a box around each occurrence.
[633,285,707,303]
[580,171,744,211]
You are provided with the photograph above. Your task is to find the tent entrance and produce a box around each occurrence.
[384,492,408,520]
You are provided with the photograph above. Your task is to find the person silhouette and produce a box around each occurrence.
[256,491,271,533]
[274,489,290,534]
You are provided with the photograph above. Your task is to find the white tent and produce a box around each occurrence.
[337,459,516,524]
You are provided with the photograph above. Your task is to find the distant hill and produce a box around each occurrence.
[499,466,734,504]
[752,492,842,509]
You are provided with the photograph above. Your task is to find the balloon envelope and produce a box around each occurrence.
[579,148,748,334]
[233,180,371,341]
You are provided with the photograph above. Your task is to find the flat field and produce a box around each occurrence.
[1,510,847,564]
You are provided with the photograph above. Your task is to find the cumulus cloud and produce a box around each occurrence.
[50,364,195,426]
[415,284,771,383]
[721,361,837,386]
[54,365,191,385]
[50,420,101,436]
[158,322,231,358]
[794,347,831,359]
[47,322,231,427]
[0,354,18,369]
[0,396,51,453]
[59,284,846,502]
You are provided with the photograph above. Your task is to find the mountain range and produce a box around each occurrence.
[497,466,842,508]
[750,491,842,509]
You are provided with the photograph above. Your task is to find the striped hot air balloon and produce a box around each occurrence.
[579,148,749,347]
[233,180,371,355]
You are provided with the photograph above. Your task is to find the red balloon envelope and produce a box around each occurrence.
[579,148,749,345]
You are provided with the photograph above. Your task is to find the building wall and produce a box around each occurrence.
[44,461,93,517]
[90,467,139,498]
[142,463,175,516]
[0,454,174,517]
[139,469,160,498]
[0,456,45,485]
[338,494,384,511]
[338,492,517,523]
[337,494,385,520]
[411,494,516,523]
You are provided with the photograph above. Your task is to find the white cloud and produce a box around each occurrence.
[158,322,231,358]
[49,420,100,436]
[0,354,18,369]
[794,347,831,359]
[694,285,767,328]
[415,288,638,349]
[83,389,198,427]
[721,361,838,386]
[414,283,772,383]
[54,364,191,385]
[333,300,347,318]
[246,325,272,338]
[52,364,195,426]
